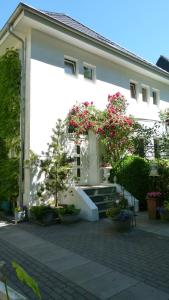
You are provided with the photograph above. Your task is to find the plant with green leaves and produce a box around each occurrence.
[0,49,20,204]
[0,260,41,300]
[12,261,41,299]
[38,119,71,206]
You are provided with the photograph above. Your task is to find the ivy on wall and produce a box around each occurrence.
[0,48,20,144]
[0,49,21,203]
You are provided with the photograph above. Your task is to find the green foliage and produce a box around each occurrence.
[106,206,121,219]
[12,261,42,299]
[110,156,150,210]
[0,49,20,203]
[59,204,80,216]
[66,93,136,164]
[0,158,19,202]
[157,159,169,199]
[30,205,56,221]
[133,122,160,158]
[0,49,20,142]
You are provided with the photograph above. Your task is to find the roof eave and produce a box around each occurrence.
[1,2,169,81]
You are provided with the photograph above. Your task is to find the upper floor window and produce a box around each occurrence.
[64,58,76,75]
[152,90,159,105]
[130,82,137,99]
[83,64,95,81]
[142,87,148,102]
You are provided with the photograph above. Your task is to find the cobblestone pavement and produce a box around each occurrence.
[0,236,99,300]
[19,219,169,295]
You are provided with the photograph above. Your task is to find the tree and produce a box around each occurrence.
[37,120,71,206]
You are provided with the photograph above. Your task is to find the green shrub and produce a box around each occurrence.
[157,159,169,200]
[30,205,55,221]
[58,204,80,216]
[110,156,150,210]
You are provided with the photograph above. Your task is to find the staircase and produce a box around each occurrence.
[83,186,118,218]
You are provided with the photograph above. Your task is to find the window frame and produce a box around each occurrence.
[152,89,160,106]
[64,56,77,76]
[141,86,149,103]
[83,63,96,82]
[130,81,137,100]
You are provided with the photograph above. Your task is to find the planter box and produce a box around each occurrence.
[147,198,159,219]
[29,211,58,226]
[59,213,80,224]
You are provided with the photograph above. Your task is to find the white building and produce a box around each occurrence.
[0,3,169,209]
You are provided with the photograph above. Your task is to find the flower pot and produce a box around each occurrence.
[160,209,169,221]
[147,198,159,219]
[15,211,24,223]
[111,219,131,232]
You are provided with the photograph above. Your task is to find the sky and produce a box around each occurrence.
[1,0,169,64]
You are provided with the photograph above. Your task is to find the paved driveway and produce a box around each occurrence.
[0,216,169,299]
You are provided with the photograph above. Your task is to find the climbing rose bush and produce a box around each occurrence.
[66,92,136,162]
[67,101,98,136]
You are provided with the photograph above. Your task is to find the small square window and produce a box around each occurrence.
[83,66,94,80]
[64,58,76,75]
[152,91,158,105]
[130,82,137,99]
[142,87,147,102]
[77,145,80,155]
[154,139,160,158]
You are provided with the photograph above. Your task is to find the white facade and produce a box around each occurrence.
[29,29,169,155]
[1,4,169,206]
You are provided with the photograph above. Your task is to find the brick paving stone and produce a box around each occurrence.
[0,237,99,300]
[18,219,169,295]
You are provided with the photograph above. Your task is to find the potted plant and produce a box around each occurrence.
[146,192,162,219]
[14,207,25,224]
[58,204,80,223]
[157,198,169,220]
[29,205,58,225]
[106,197,133,231]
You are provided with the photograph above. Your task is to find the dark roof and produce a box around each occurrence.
[156,55,169,73]
[41,10,153,66]
[1,3,169,80]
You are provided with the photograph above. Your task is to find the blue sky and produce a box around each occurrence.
[1,0,169,64]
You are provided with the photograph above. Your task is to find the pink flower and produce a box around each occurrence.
[83,101,90,107]
[147,192,162,198]
[115,92,121,97]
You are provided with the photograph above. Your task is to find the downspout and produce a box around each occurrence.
[8,24,26,207]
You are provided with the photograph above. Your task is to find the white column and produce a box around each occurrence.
[88,130,100,185]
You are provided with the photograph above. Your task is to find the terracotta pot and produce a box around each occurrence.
[147,198,159,219]
[111,219,131,232]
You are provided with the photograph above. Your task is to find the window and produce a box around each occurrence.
[76,145,81,178]
[134,138,145,157]
[152,90,158,105]
[83,65,94,80]
[142,87,148,102]
[130,82,137,99]
[154,139,160,158]
[64,58,76,75]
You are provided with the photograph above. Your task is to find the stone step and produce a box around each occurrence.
[98,209,107,218]
[89,194,117,204]
[95,200,114,211]
[84,186,116,197]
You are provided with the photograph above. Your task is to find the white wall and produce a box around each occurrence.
[30,29,169,154]
[59,186,99,221]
